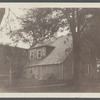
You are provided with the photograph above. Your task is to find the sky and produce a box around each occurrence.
[0,8,69,49]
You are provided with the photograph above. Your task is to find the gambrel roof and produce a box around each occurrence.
[25,35,72,67]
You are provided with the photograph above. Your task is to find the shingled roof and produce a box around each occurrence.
[25,35,72,67]
[31,38,56,49]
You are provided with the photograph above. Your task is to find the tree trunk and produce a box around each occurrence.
[73,31,80,81]
[72,30,81,90]
[70,9,81,89]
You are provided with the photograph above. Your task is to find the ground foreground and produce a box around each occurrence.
[0,79,100,92]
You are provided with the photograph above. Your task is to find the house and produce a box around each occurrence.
[80,40,97,79]
[25,35,74,80]
[0,44,28,80]
[25,34,98,80]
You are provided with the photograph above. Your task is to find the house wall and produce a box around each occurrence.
[29,47,46,59]
[0,45,28,79]
[25,64,63,80]
[80,61,97,79]
[80,40,97,79]
[63,52,74,80]
[41,64,62,80]
[25,52,74,80]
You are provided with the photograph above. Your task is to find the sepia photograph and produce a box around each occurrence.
[0,3,100,95]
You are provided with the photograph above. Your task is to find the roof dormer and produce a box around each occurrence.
[29,45,54,60]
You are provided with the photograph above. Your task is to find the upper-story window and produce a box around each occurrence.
[37,50,42,59]
[30,51,34,59]
[30,47,46,59]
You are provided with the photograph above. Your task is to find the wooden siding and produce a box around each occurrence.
[25,64,63,80]
[0,45,28,79]
[41,64,62,80]
[63,52,73,80]
[25,53,74,80]
[29,47,46,59]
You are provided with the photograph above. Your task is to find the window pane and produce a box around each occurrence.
[30,51,34,59]
[37,50,41,59]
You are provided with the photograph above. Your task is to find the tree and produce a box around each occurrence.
[0,8,5,25]
[8,8,100,83]
[60,8,98,81]
[8,8,68,46]
[89,12,100,59]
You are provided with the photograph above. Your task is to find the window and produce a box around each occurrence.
[37,50,42,59]
[42,48,46,57]
[86,64,91,74]
[30,51,34,59]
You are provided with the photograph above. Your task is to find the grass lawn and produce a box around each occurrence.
[1,79,100,92]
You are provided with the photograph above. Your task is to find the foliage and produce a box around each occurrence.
[7,8,100,80]
[9,8,68,45]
